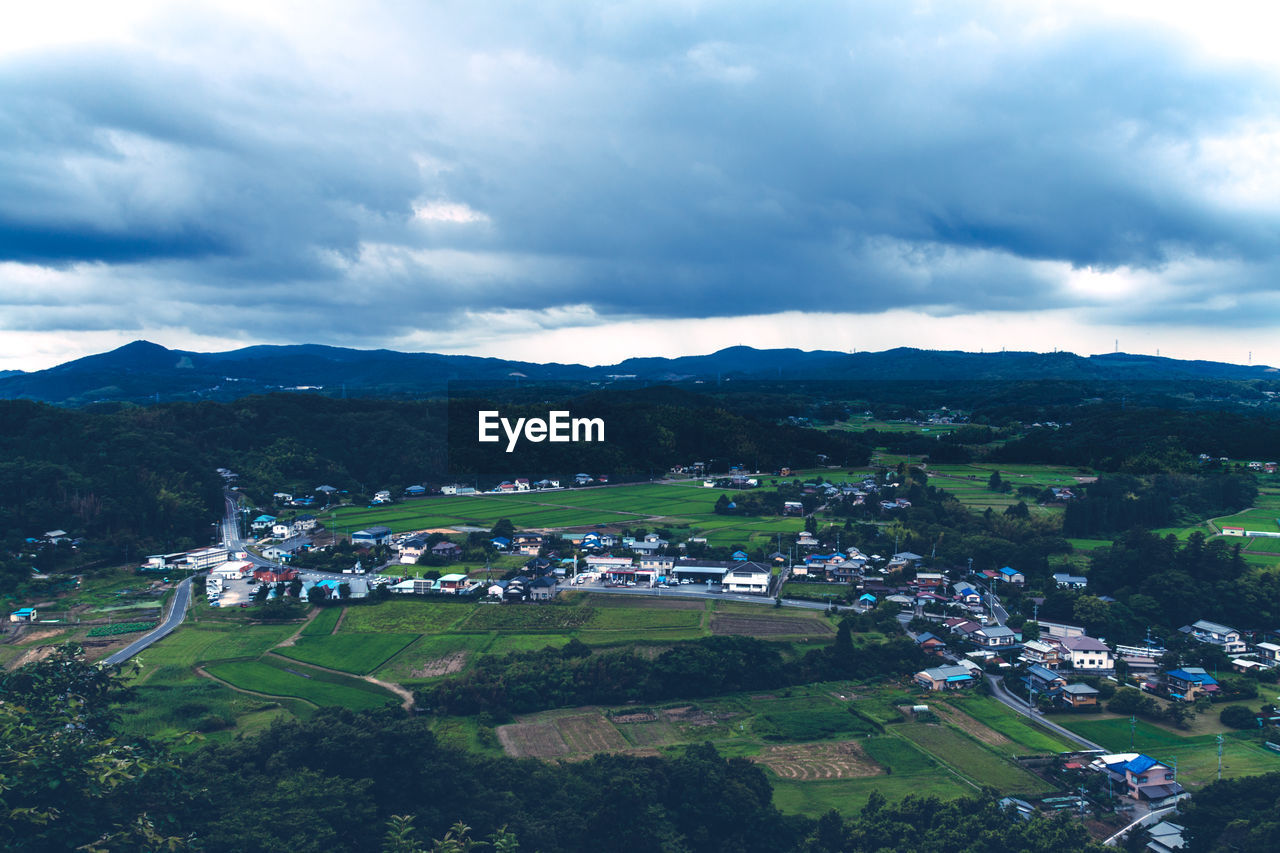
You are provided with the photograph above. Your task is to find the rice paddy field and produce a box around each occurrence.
[482,679,1072,817]
[112,592,841,742]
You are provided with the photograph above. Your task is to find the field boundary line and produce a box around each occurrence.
[195,664,320,709]
[276,608,322,649]
[264,651,415,712]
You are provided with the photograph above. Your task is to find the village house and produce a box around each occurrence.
[972,625,1018,650]
[722,563,772,595]
[351,526,393,547]
[399,536,429,564]
[1024,664,1067,698]
[8,607,37,623]
[1059,683,1100,708]
[251,514,276,533]
[528,576,559,601]
[1018,639,1062,669]
[1052,572,1088,589]
[1179,619,1247,655]
[915,664,977,691]
[997,566,1025,585]
[436,573,470,594]
[513,532,545,556]
[1255,642,1280,666]
[1058,635,1114,671]
[1165,667,1220,702]
[431,541,463,561]
[1116,755,1185,805]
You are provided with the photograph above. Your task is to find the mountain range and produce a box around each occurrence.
[1,340,1276,405]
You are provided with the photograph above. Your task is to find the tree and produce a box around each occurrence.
[1004,501,1030,519]
[1219,705,1257,730]
[338,582,351,600]
[988,470,1006,492]
[0,645,190,851]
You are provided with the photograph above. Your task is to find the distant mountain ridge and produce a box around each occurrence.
[0,340,1275,405]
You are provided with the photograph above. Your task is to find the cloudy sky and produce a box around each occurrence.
[3,1,1280,371]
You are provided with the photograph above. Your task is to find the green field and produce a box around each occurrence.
[131,623,299,672]
[301,606,343,636]
[771,773,969,816]
[274,633,419,674]
[205,657,397,710]
[326,481,811,552]
[947,695,1077,754]
[339,599,473,633]
[897,722,1054,795]
[861,736,938,773]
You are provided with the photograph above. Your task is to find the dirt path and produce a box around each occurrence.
[263,652,416,712]
[332,607,348,635]
[195,665,320,708]
[276,608,322,649]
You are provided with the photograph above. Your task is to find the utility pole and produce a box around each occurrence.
[1130,715,1137,750]
[1217,734,1225,780]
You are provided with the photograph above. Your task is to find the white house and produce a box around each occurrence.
[1058,635,1114,671]
[722,563,772,595]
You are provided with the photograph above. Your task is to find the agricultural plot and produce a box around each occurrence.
[584,606,703,632]
[1214,508,1280,534]
[130,623,298,671]
[554,714,630,754]
[946,696,1075,754]
[754,741,881,779]
[1245,537,1280,554]
[205,657,397,710]
[374,633,493,681]
[86,621,156,637]
[898,722,1054,795]
[755,707,877,742]
[711,615,832,637]
[330,481,802,545]
[301,606,343,636]
[861,736,937,774]
[771,773,970,817]
[460,605,594,632]
[497,722,569,759]
[273,633,418,675]
[338,599,472,634]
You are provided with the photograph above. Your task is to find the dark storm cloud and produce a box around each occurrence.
[1,1,1278,343]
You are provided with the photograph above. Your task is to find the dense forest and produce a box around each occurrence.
[991,407,1280,472]
[0,646,1108,853]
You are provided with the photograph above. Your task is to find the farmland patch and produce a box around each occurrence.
[754,741,881,780]
[711,615,831,636]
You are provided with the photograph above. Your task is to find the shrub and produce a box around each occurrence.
[1219,705,1258,730]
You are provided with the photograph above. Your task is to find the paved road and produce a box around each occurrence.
[987,673,1106,752]
[103,576,193,666]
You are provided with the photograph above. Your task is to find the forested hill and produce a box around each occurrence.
[3,339,1278,405]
